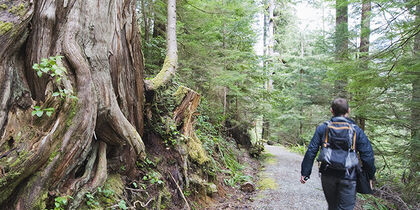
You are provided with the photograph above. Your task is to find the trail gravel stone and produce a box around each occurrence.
[252,145,328,210]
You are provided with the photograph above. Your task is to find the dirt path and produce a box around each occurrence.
[252,145,328,210]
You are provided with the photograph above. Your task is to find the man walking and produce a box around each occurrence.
[300,98,376,210]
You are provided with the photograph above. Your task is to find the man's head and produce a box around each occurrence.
[331,98,349,117]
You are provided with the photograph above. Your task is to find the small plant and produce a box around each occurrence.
[85,192,99,208]
[143,171,164,185]
[54,195,73,210]
[118,200,128,210]
[31,106,54,117]
[31,55,77,118]
[97,186,114,198]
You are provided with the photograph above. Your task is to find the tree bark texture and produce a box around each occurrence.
[0,0,146,208]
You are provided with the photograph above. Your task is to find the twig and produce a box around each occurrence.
[169,173,191,210]
[125,187,147,192]
[133,199,154,208]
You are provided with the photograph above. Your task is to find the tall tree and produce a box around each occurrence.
[334,0,349,97]
[262,0,274,140]
[410,2,420,183]
[145,0,177,91]
[0,0,146,208]
[356,0,371,130]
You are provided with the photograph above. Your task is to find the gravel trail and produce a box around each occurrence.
[252,145,328,210]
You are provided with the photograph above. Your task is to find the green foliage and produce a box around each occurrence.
[31,106,54,117]
[53,195,73,210]
[31,55,77,118]
[143,171,164,185]
[358,194,395,210]
[288,144,307,155]
[118,200,128,210]
[85,192,99,208]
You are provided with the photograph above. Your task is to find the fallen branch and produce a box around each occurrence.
[169,173,190,210]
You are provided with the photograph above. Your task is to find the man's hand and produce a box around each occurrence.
[370,180,373,189]
[300,176,308,184]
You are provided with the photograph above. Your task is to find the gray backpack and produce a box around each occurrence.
[317,118,359,170]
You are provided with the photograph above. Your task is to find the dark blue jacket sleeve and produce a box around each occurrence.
[355,127,376,180]
[301,124,325,177]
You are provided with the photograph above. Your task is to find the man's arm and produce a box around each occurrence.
[300,124,325,182]
[356,128,376,180]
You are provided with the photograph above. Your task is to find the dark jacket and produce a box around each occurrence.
[301,117,376,180]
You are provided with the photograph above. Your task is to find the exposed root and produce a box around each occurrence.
[108,106,146,159]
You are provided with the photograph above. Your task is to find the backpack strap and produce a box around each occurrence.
[350,124,356,151]
[323,121,331,147]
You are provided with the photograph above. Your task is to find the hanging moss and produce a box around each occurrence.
[0,21,13,35]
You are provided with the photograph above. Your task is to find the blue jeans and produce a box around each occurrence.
[321,174,357,210]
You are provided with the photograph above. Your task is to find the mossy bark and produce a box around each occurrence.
[0,0,146,208]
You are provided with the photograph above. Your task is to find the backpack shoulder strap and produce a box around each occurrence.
[349,124,356,151]
[323,121,331,147]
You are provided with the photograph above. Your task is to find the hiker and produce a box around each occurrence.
[300,98,376,210]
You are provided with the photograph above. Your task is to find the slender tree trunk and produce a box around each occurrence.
[145,0,177,91]
[410,3,420,181]
[356,0,371,130]
[334,0,349,98]
[142,0,150,43]
[262,0,274,140]
[0,0,146,208]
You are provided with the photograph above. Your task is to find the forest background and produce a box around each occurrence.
[139,0,419,208]
[0,0,418,209]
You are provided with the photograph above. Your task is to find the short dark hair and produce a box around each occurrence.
[331,98,349,116]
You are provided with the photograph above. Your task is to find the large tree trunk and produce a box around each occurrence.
[0,0,146,208]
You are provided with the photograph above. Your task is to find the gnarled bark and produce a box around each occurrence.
[0,0,146,208]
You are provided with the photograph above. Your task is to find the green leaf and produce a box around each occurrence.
[37,71,43,77]
[32,63,39,70]
[46,111,53,117]
[118,200,127,210]
[31,110,37,116]
[36,110,44,117]
[52,92,60,97]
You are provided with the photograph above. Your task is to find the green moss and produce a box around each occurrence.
[173,86,190,105]
[66,100,79,127]
[0,4,8,10]
[257,177,278,190]
[0,21,13,34]
[265,157,277,165]
[33,191,48,209]
[103,174,124,199]
[187,134,209,165]
[149,56,177,89]
[9,150,28,168]
[8,3,26,16]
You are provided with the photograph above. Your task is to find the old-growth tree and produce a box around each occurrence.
[0,0,148,208]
